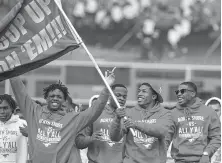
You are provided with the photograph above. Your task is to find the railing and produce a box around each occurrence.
[4,60,221,108]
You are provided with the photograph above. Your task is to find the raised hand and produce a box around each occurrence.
[104,67,116,86]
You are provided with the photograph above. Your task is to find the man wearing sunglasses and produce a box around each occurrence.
[166,82,221,163]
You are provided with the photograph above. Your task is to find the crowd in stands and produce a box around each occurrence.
[69,0,220,60]
[1,0,220,60]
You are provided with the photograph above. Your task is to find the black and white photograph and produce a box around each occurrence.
[0,0,221,163]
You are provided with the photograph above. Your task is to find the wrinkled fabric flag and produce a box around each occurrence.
[0,0,80,82]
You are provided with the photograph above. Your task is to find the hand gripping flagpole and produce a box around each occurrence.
[54,0,134,134]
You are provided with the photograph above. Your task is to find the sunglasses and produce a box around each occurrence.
[175,89,193,95]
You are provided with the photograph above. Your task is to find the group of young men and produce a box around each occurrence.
[0,69,221,163]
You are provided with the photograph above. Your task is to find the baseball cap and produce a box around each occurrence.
[140,83,163,103]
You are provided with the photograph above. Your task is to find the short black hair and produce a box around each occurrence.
[208,100,221,106]
[180,82,197,94]
[111,84,127,90]
[43,81,69,100]
[0,94,17,111]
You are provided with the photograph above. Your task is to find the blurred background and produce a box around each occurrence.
[0,0,221,109]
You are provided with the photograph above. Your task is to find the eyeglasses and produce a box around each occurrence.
[175,89,193,95]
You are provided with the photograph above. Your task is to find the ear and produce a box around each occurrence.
[45,97,50,104]
[191,92,196,98]
[152,94,157,100]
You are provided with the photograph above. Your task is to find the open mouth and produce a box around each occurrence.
[138,97,144,102]
[178,97,184,103]
[51,102,59,107]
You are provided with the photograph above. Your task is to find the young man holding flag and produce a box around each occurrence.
[109,82,171,163]
[9,68,115,163]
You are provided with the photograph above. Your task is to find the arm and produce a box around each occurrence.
[109,116,125,142]
[164,111,176,149]
[165,119,176,150]
[74,87,110,133]
[16,135,28,163]
[135,111,173,139]
[204,111,221,158]
[10,77,38,120]
[75,125,93,149]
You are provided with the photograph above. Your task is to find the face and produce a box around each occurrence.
[137,85,156,106]
[176,84,195,106]
[110,87,128,107]
[46,89,65,111]
[0,100,13,122]
[208,104,221,117]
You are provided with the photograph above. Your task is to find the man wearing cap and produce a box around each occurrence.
[109,82,172,163]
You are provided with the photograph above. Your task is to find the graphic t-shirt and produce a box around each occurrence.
[0,115,27,163]
[76,105,124,163]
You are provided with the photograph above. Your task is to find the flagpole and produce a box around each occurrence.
[54,0,134,134]
[5,79,10,94]
[54,0,121,108]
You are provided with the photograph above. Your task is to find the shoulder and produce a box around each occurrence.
[170,106,180,115]
[160,105,171,114]
[199,104,216,116]
[125,106,136,115]
[157,107,172,120]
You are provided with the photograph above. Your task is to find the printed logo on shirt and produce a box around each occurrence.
[100,118,113,123]
[0,128,19,159]
[131,119,158,149]
[131,128,158,149]
[99,128,123,147]
[36,119,62,147]
[177,116,204,142]
[136,119,157,124]
[98,118,123,147]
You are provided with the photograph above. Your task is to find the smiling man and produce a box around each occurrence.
[109,82,172,163]
[166,82,221,163]
[9,70,115,163]
[75,84,128,163]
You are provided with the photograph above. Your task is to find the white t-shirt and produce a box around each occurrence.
[0,115,27,163]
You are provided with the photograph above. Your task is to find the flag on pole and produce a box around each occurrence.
[0,0,81,82]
